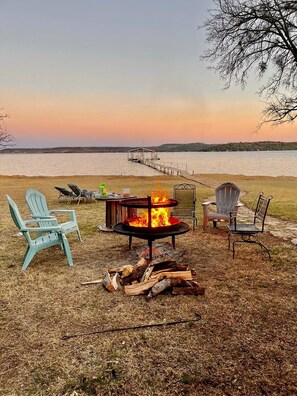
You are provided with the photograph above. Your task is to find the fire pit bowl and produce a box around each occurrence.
[113,196,190,259]
[122,216,181,233]
[120,197,178,209]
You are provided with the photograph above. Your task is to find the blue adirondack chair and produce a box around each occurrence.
[6,195,73,270]
[25,189,82,241]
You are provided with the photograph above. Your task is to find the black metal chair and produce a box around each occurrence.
[171,183,198,230]
[228,193,273,260]
[54,186,76,203]
[67,184,95,204]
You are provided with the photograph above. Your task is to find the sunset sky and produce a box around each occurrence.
[0,0,296,148]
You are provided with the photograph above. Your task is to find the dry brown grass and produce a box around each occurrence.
[0,175,296,396]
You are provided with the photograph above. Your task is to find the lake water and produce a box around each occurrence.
[0,151,296,177]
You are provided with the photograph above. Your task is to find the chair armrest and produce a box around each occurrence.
[49,209,75,213]
[201,201,216,206]
[24,219,45,225]
[21,224,63,233]
[31,215,56,220]
[228,211,238,228]
[49,209,76,221]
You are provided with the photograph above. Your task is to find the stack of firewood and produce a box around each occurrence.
[101,257,205,298]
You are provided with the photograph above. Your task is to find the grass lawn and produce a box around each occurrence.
[0,174,296,396]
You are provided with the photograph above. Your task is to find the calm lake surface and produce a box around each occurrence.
[0,151,296,177]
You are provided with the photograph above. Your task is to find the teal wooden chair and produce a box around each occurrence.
[6,195,73,270]
[25,189,82,241]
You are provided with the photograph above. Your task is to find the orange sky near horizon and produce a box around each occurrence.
[4,90,296,147]
[1,0,296,148]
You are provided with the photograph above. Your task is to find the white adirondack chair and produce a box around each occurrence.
[25,189,82,241]
[202,182,242,231]
[7,195,74,270]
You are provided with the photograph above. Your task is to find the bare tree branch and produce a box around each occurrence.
[0,111,15,148]
[200,0,297,126]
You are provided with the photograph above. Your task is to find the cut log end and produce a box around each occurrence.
[102,272,114,292]
[103,257,205,298]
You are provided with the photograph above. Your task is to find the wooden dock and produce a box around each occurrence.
[127,147,190,176]
[138,158,188,176]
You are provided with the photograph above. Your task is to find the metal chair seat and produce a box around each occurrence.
[227,193,272,260]
[228,223,261,234]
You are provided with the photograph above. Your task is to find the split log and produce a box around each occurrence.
[109,265,127,274]
[122,265,134,278]
[108,264,134,276]
[121,262,149,286]
[172,286,205,296]
[147,278,172,299]
[152,263,189,275]
[141,265,154,282]
[170,279,205,295]
[111,273,122,291]
[170,278,190,287]
[136,257,147,267]
[150,259,177,270]
[81,279,103,286]
[151,270,193,282]
[124,279,159,296]
[102,272,114,292]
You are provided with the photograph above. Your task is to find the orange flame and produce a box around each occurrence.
[128,193,171,228]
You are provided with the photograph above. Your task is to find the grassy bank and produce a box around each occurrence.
[0,174,296,396]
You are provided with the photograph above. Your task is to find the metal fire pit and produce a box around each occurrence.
[113,196,190,260]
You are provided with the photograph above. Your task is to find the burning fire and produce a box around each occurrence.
[128,193,172,228]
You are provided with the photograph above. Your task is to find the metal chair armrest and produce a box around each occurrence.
[228,211,238,229]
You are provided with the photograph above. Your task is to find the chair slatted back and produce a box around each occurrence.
[55,186,74,197]
[173,183,196,211]
[172,183,196,216]
[215,182,240,214]
[26,189,56,227]
[26,189,49,216]
[254,193,272,231]
[6,195,31,243]
[68,184,81,197]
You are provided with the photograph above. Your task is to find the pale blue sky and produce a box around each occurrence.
[0,0,295,147]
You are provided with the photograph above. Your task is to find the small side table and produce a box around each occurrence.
[96,195,137,232]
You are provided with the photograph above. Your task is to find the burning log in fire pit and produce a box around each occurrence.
[102,257,205,298]
[113,195,190,260]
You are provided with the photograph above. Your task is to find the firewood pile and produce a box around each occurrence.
[101,257,205,298]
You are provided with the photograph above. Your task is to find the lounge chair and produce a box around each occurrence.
[6,195,73,270]
[26,188,82,241]
[55,186,76,203]
[171,183,198,230]
[228,193,273,260]
[202,182,242,231]
[67,184,95,204]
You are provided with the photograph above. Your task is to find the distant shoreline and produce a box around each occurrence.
[1,140,297,153]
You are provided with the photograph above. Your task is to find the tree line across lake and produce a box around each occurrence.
[1,141,297,154]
